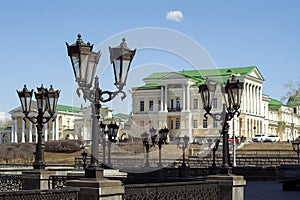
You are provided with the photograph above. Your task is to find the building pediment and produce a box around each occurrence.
[160,72,190,84]
[247,68,265,81]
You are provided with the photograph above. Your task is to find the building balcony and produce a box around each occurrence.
[167,108,182,112]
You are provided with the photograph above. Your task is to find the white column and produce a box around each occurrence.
[186,84,190,111]
[14,118,18,143]
[55,117,59,140]
[250,84,253,114]
[11,118,15,143]
[182,84,186,111]
[259,87,262,115]
[21,119,25,142]
[44,123,48,142]
[29,121,32,142]
[160,86,164,111]
[164,85,168,111]
[52,121,55,140]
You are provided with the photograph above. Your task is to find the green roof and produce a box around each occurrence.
[139,66,261,89]
[56,105,82,113]
[268,99,284,111]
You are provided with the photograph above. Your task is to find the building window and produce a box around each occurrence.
[176,118,180,129]
[170,99,174,110]
[193,99,198,109]
[158,99,161,111]
[170,120,174,129]
[193,120,198,128]
[212,98,218,109]
[149,100,153,111]
[140,101,144,112]
[213,120,218,128]
[176,97,180,110]
[203,119,208,128]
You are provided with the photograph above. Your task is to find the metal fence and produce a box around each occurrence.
[0,189,79,200]
[123,181,219,200]
[0,175,22,191]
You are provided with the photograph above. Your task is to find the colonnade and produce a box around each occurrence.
[10,116,60,143]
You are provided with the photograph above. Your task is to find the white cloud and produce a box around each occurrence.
[166,10,184,22]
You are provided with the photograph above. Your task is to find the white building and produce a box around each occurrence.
[130,66,299,142]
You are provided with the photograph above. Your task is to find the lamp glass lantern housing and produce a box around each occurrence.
[198,78,216,114]
[141,132,149,144]
[17,85,33,115]
[225,75,244,111]
[46,85,60,115]
[109,38,136,90]
[66,34,96,87]
[35,85,48,113]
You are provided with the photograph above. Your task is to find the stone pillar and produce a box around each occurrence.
[22,170,52,190]
[207,174,246,200]
[65,179,125,200]
[160,86,164,111]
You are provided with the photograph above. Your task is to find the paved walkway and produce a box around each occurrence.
[245,181,299,200]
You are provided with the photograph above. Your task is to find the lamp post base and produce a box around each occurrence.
[85,166,104,179]
[219,166,232,175]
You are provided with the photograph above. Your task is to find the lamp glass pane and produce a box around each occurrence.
[80,54,89,83]
[113,59,121,86]
[71,55,80,80]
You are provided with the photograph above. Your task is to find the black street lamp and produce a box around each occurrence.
[141,132,150,167]
[81,150,88,169]
[149,126,157,147]
[99,121,107,165]
[66,35,135,178]
[17,84,60,169]
[158,127,169,167]
[292,141,300,166]
[107,121,119,167]
[199,75,244,174]
[175,135,189,167]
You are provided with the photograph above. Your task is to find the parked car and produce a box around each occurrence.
[264,135,280,142]
[252,134,266,142]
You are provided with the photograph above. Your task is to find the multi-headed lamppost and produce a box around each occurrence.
[17,84,60,169]
[141,132,150,167]
[158,127,169,167]
[66,34,135,177]
[199,75,243,174]
[107,121,119,167]
[175,135,189,167]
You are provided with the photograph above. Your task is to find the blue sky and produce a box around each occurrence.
[1,0,300,117]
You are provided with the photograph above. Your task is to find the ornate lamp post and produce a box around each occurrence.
[81,150,88,169]
[199,75,244,174]
[158,127,169,167]
[17,84,60,169]
[149,126,157,147]
[99,121,107,165]
[141,132,150,167]
[175,135,189,167]
[292,141,300,166]
[66,34,135,177]
[107,121,119,167]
